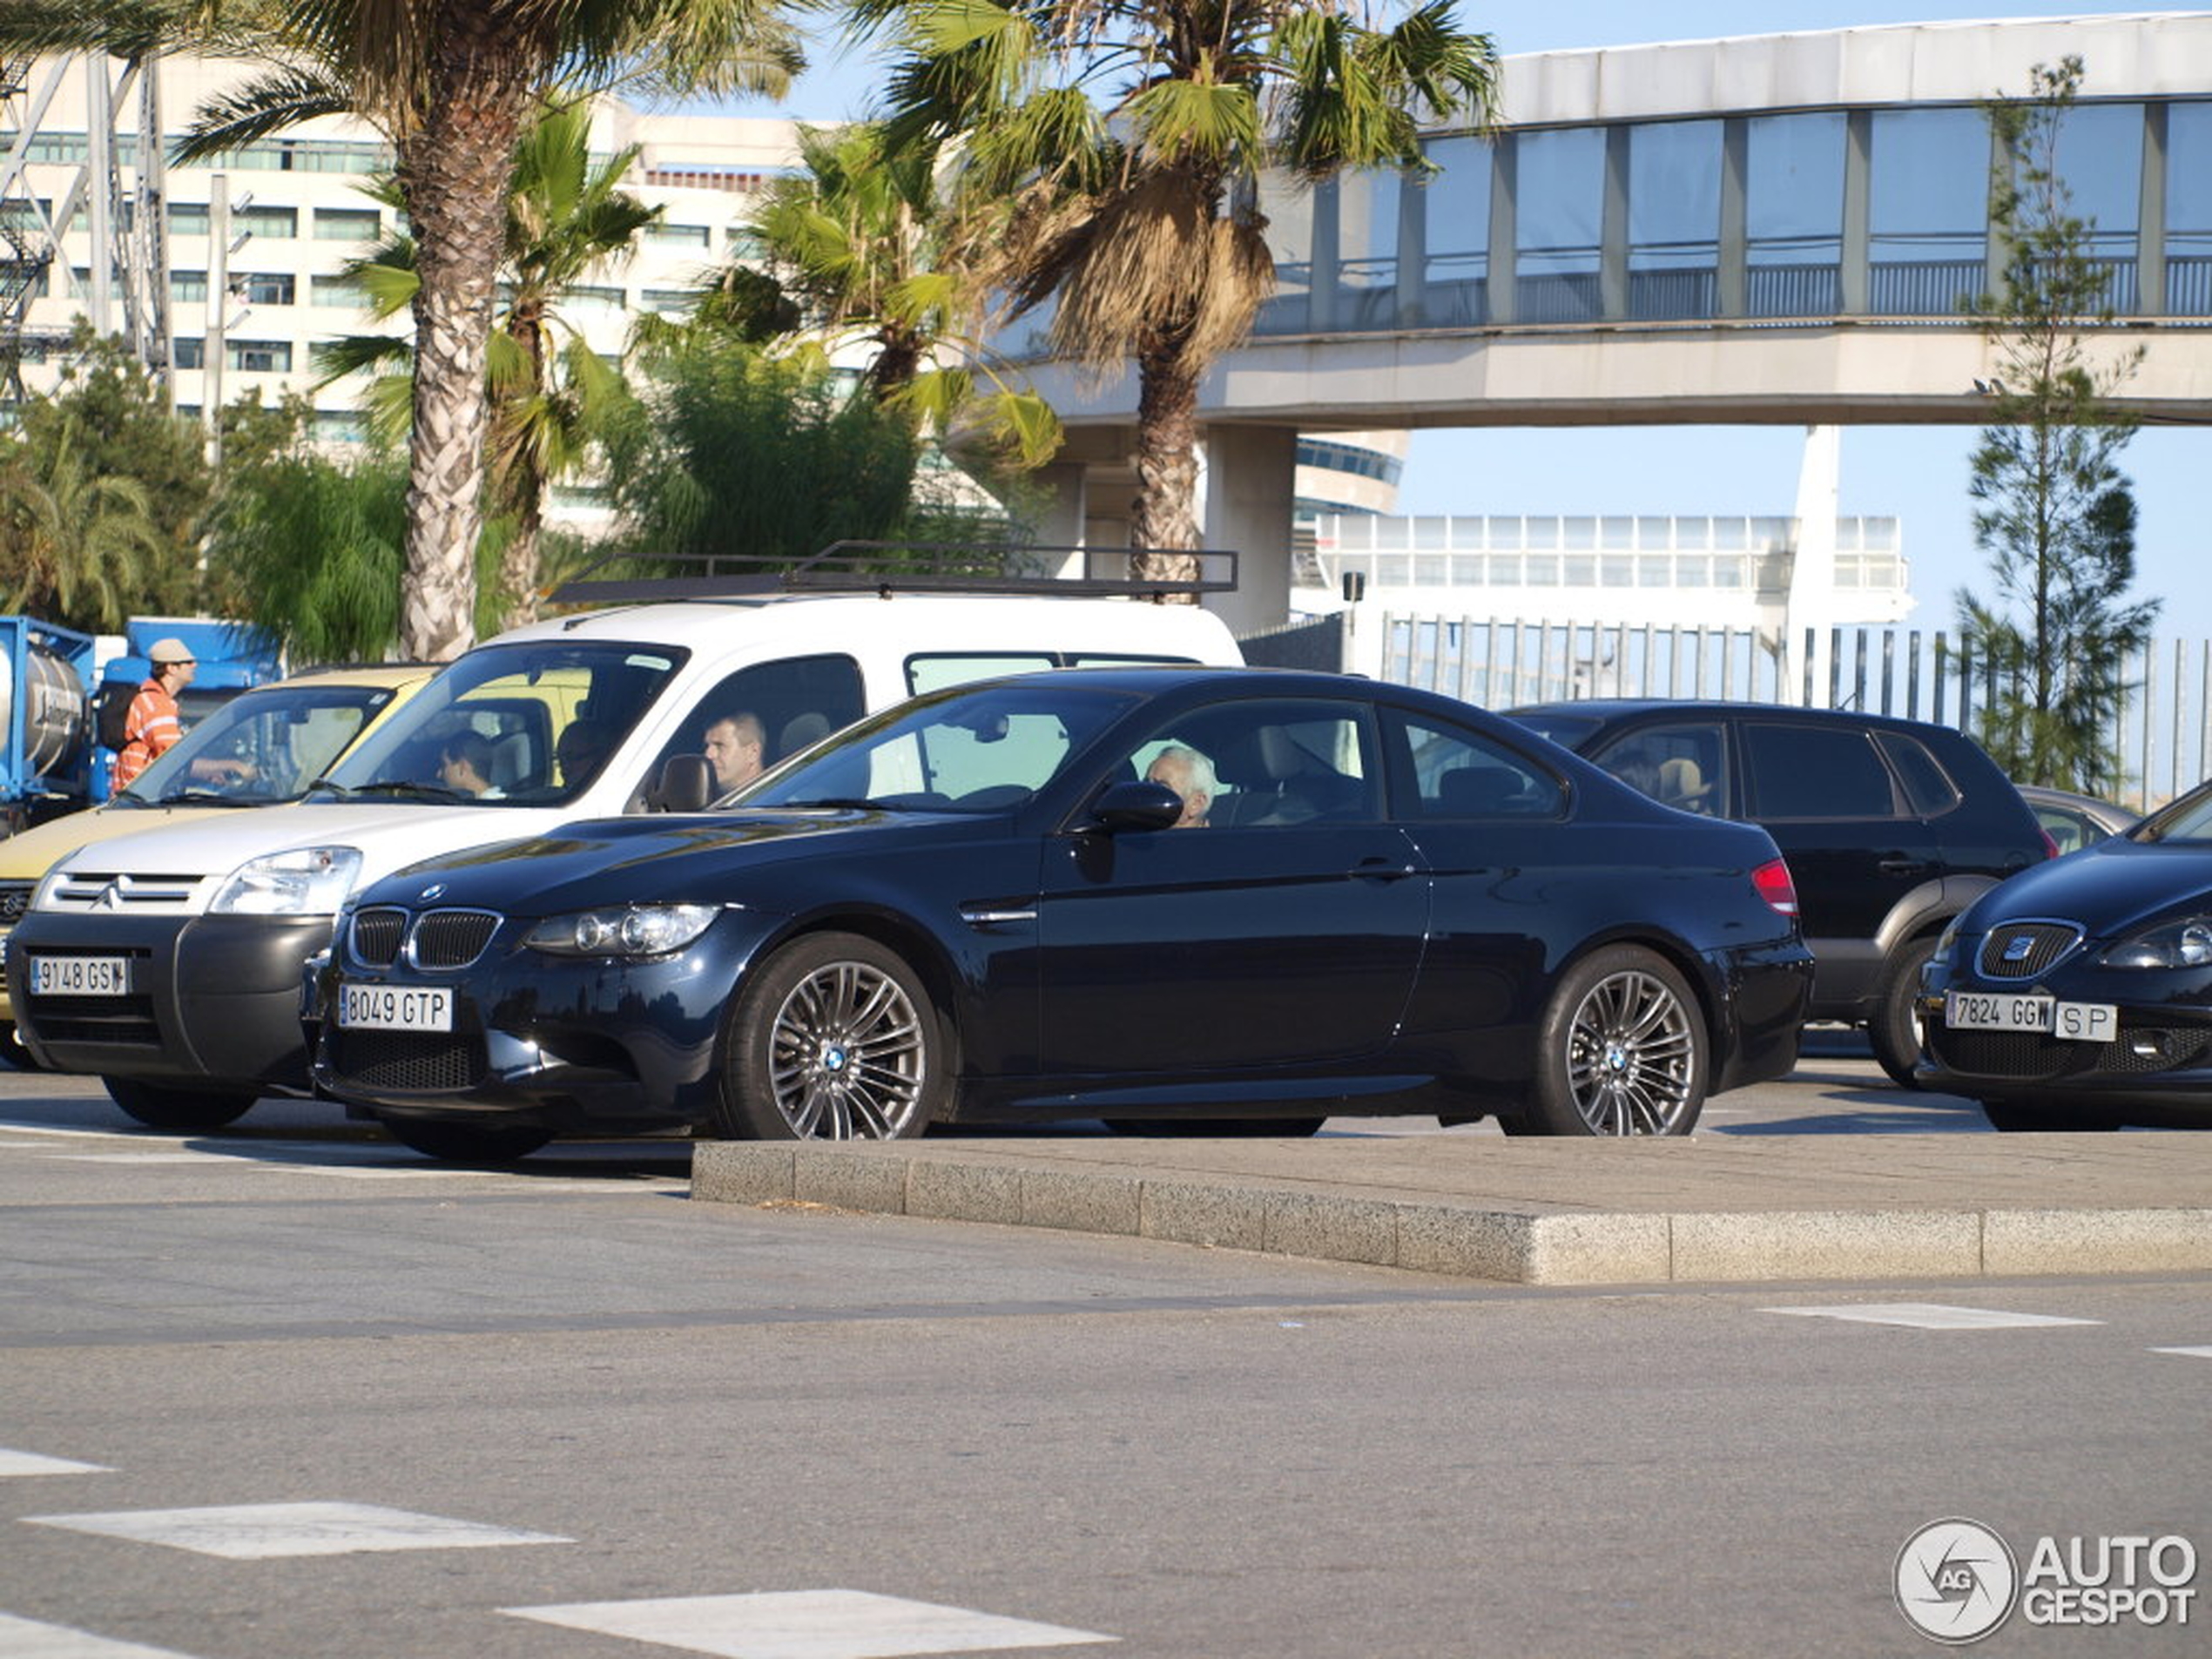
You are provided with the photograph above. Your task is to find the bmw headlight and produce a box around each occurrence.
[524,904,720,958]
[208,847,363,915]
[2098,918,2212,969]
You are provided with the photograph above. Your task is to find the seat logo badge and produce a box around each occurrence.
[2002,934,2036,962]
[419,883,446,902]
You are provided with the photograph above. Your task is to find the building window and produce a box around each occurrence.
[171,269,209,303]
[169,202,211,238]
[647,223,712,247]
[311,275,364,308]
[230,341,293,373]
[234,205,299,239]
[314,207,381,241]
[237,272,296,305]
[172,337,205,369]
[312,410,368,442]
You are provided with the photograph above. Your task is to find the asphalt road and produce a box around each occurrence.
[2,1051,2203,1659]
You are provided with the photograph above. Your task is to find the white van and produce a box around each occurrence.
[9,583,1241,1127]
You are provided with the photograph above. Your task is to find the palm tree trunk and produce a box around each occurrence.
[396,17,535,661]
[1130,337,1203,592]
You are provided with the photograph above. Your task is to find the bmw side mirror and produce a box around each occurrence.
[656,753,715,813]
[1089,779,1184,833]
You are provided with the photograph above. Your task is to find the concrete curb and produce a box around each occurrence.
[690,1142,2212,1285]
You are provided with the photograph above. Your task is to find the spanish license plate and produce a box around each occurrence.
[1945,990,2117,1042]
[29,955,131,996]
[337,982,453,1032]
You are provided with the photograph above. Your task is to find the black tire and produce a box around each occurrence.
[1103,1117,1327,1136]
[1519,946,1707,1136]
[379,1116,552,1163]
[103,1076,258,1130]
[713,932,945,1141]
[1870,934,1941,1091]
[0,1021,42,1071]
[1979,1098,2121,1133]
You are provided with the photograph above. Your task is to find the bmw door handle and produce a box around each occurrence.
[1878,856,1930,875]
[1350,857,1420,881]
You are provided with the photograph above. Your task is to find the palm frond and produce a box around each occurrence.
[172,64,354,163]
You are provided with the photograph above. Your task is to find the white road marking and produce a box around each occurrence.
[1762,1303,2102,1330]
[0,1449,111,1477]
[505,1589,1116,1658]
[45,1154,212,1165]
[22,1501,570,1559]
[0,1610,202,1658]
[2149,1345,2212,1359]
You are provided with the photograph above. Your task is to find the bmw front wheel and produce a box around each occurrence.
[1514,947,1707,1136]
[716,933,944,1141]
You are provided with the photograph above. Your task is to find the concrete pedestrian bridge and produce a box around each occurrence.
[1019,13,2212,628]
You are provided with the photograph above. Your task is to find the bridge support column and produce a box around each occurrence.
[1201,424,1298,636]
[1784,424,1842,708]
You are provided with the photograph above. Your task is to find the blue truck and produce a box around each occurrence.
[1,615,283,833]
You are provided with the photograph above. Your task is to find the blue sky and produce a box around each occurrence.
[744,4,2208,633]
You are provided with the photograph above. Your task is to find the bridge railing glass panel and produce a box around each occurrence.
[1420,134,1490,327]
[1251,171,1314,335]
[1629,119,1722,320]
[1745,112,1844,318]
[1515,128,1604,323]
[1339,171,1400,330]
[2166,101,2212,314]
[1870,107,1988,314]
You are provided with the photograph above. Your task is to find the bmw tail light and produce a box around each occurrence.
[2039,828,2060,860]
[1752,858,1799,918]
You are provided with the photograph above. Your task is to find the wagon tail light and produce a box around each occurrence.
[1752,858,1799,918]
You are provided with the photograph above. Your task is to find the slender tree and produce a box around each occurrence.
[316,102,658,625]
[860,0,1500,580]
[1959,56,2158,793]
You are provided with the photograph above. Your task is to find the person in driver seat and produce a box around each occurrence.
[1145,745,1216,828]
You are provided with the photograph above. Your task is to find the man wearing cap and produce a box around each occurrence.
[113,638,198,791]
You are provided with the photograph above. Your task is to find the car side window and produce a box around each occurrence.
[641,654,866,806]
[1389,712,1564,819]
[1743,723,1901,819]
[1875,732,1962,817]
[1116,698,1380,829]
[1588,723,1728,815]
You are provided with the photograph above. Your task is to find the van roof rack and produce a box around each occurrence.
[548,543,1238,605]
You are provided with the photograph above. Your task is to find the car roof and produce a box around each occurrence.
[1507,698,1966,737]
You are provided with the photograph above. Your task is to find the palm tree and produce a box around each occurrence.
[739,120,1060,466]
[317,101,659,625]
[861,0,1500,577]
[1,0,799,658]
[0,415,164,631]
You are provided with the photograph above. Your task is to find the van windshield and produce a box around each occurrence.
[312,642,685,807]
[119,682,401,806]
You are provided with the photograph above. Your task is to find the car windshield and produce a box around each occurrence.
[118,682,400,806]
[2136,782,2212,844]
[738,679,1140,814]
[313,641,685,807]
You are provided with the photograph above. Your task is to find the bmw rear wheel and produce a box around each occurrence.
[1514,947,1707,1136]
[717,933,943,1141]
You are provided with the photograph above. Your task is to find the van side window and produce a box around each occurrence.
[1588,723,1727,815]
[1876,732,1962,816]
[1743,723,1900,819]
[639,655,865,807]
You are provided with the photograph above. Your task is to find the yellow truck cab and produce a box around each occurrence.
[0,663,437,1067]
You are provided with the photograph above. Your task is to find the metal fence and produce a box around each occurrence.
[1378,615,2212,813]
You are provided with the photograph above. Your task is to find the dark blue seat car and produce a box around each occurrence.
[311,669,1813,1160]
